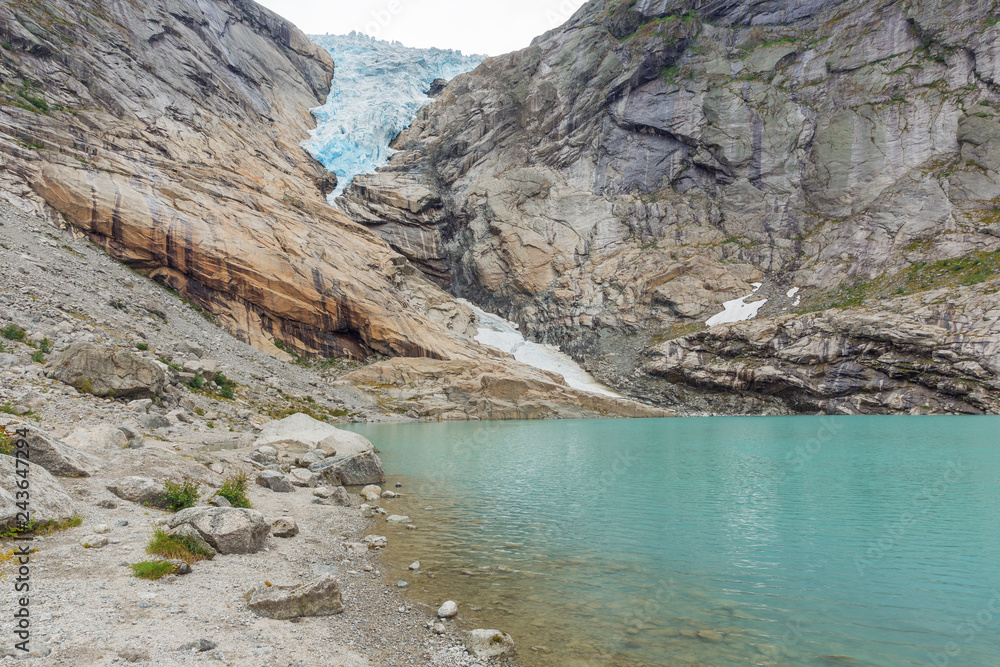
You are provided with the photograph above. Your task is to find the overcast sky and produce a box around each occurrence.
[255,0,589,56]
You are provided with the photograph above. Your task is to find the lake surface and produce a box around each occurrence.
[348,417,1000,666]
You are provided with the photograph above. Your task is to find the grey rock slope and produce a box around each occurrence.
[340,0,1000,414]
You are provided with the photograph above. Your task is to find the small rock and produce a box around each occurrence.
[363,535,387,549]
[257,470,293,493]
[437,600,458,618]
[209,495,231,507]
[95,499,117,509]
[289,467,318,487]
[386,515,410,524]
[271,517,298,538]
[380,490,398,498]
[408,561,420,571]
[141,413,171,430]
[397,580,409,588]
[432,622,446,635]
[178,638,215,652]
[361,484,381,497]
[81,535,109,549]
[92,524,110,534]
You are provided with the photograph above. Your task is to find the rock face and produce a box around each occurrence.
[48,344,165,399]
[244,574,344,619]
[0,0,478,362]
[168,507,270,554]
[0,455,76,530]
[340,0,1000,414]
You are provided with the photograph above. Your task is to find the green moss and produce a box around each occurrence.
[136,343,149,351]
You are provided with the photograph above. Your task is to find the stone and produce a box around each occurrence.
[255,413,376,455]
[244,574,344,619]
[408,561,420,571]
[380,490,398,498]
[168,507,270,554]
[63,425,128,451]
[209,495,231,507]
[166,409,190,424]
[432,622,446,635]
[361,484,381,497]
[437,601,458,618]
[48,343,166,399]
[386,515,410,524]
[257,470,293,493]
[329,486,353,506]
[464,629,515,659]
[93,524,110,534]
[141,414,171,430]
[166,559,192,575]
[311,451,385,486]
[312,486,333,499]
[178,638,215,652]
[95,499,117,509]
[256,446,278,458]
[18,425,99,477]
[363,535,387,549]
[361,491,380,502]
[117,425,143,448]
[271,517,298,538]
[81,535,109,548]
[0,354,19,369]
[167,524,218,559]
[127,398,153,414]
[289,467,318,487]
[0,455,76,531]
[107,477,169,508]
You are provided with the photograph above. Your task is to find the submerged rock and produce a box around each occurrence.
[464,629,515,659]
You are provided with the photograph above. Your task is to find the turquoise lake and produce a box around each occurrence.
[348,417,1000,666]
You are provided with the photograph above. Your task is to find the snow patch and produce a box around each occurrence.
[786,287,799,298]
[705,283,768,326]
[465,302,619,398]
[303,33,484,200]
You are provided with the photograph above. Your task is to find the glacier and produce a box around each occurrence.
[304,32,484,200]
[463,301,620,398]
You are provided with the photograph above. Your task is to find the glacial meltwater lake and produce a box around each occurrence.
[347,417,1000,666]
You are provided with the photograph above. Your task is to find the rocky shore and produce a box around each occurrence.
[0,201,518,664]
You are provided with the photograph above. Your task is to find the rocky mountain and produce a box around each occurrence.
[303,32,483,200]
[340,0,1000,414]
[0,0,668,419]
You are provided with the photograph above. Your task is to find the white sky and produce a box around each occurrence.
[255,0,589,56]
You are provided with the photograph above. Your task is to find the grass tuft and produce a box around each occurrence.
[217,471,252,509]
[130,560,175,580]
[161,479,200,512]
[146,529,213,563]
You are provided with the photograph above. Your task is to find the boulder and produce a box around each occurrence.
[244,574,344,619]
[257,470,293,493]
[386,515,411,524]
[168,507,269,554]
[329,486,353,506]
[19,425,100,477]
[255,413,375,456]
[107,477,169,508]
[167,523,217,558]
[310,451,384,486]
[0,455,76,530]
[464,629,515,659]
[48,343,166,399]
[270,517,298,538]
[437,600,459,618]
[361,484,381,496]
[63,425,128,450]
[141,413,171,430]
[289,468,318,487]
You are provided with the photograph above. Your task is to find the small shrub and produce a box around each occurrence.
[219,384,234,400]
[38,338,52,354]
[17,92,48,113]
[214,373,237,400]
[146,529,213,563]
[136,343,149,351]
[1,324,25,341]
[187,375,204,390]
[0,341,5,353]
[0,402,16,415]
[0,515,82,539]
[130,560,175,580]
[217,471,252,509]
[206,421,214,429]
[30,350,45,364]
[0,430,12,456]
[161,479,200,512]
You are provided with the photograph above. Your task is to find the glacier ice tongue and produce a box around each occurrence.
[304,32,484,200]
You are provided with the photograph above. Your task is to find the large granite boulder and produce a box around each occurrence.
[168,507,269,554]
[48,344,165,399]
[310,451,384,486]
[254,413,375,457]
[0,455,77,530]
[244,574,344,619]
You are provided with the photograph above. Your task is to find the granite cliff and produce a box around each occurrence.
[340,0,1000,414]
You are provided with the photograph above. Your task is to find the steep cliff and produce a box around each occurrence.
[0,0,476,362]
[340,0,1000,414]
